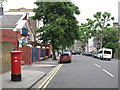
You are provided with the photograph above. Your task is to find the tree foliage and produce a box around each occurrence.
[93,12,114,49]
[79,21,95,51]
[103,28,118,55]
[79,12,115,52]
[33,2,80,59]
[93,12,114,29]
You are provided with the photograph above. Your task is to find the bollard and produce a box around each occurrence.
[10,51,22,81]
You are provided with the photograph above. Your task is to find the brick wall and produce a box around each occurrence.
[0,29,26,47]
[0,41,14,73]
[1,29,16,41]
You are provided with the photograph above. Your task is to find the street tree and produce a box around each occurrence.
[79,22,95,52]
[33,2,80,60]
[0,0,7,6]
[93,12,114,49]
[102,28,118,56]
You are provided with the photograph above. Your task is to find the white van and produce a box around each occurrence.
[97,48,112,60]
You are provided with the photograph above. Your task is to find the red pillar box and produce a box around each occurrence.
[10,51,22,81]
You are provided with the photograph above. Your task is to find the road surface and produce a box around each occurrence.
[32,55,119,89]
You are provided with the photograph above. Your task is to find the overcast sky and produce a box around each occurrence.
[3,0,120,24]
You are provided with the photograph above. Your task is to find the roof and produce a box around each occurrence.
[8,8,33,12]
[113,26,120,29]
[0,15,22,28]
[99,48,112,51]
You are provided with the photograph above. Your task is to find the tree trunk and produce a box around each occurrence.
[100,32,103,49]
[87,40,89,52]
[100,27,105,49]
[100,37,103,49]
[52,39,57,60]
[62,46,64,54]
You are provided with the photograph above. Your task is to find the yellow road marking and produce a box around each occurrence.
[42,64,63,89]
[37,64,61,89]
[37,64,63,89]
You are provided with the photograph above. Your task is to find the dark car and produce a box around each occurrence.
[72,51,80,55]
[82,52,87,55]
[71,51,76,55]
[87,52,92,56]
[59,52,71,63]
[92,52,98,58]
[76,51,81,55]
[83,52,92,56]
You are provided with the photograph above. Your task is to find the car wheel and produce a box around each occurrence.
[100,56,103,60]
[69,60,71,63]
[59,61,61,63]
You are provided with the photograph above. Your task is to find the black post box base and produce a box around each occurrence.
[11,74,21,81]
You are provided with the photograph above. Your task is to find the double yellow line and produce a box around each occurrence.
[37,64,63,90]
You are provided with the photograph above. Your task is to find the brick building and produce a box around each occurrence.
[0,13,35,49]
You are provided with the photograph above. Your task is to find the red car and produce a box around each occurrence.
[59,52,71,63]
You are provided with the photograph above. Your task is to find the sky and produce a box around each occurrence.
[2,0,120,24]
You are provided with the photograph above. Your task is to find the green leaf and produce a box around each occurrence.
[106,23,111,27]
[111,17,114,20]
[33,1,80,52]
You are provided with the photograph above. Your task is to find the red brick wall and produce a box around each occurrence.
[1,29,17,46]
[0,29,24,47]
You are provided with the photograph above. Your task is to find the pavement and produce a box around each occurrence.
[111,58,120,63]
[0,57,59,89]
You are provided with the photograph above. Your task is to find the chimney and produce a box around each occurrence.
[0,6,4,15]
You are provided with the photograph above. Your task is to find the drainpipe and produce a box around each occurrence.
[0,4,4,15]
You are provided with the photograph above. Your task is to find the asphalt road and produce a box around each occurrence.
[44,55,118,88]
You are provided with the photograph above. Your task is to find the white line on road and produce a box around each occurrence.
[103,69,115,78]
[94,64,101,68]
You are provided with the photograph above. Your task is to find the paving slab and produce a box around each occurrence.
[1,57,59,89]
[1,70,45,88]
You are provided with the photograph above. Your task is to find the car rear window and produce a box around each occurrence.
[104,51,111,54]
[61,54,69,56]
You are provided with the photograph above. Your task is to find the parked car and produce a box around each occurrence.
[82,52,87,55]
[92,52,98,58]
[87,52,92,56]
[71,51,80,55]
[71,51,76,55]
[59,52,71,63]
[83,52,92,56]
[97,48,112,60]
[76,51,81,55]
